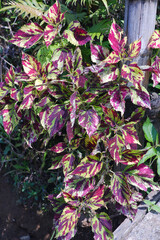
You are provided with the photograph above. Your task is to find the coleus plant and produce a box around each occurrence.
[0,1,160,239]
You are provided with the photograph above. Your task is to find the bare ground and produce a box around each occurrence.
[0,172,54,240]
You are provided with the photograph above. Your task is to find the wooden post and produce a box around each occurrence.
[124,0,158,88]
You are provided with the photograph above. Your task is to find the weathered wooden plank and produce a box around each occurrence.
[124,0,158,87]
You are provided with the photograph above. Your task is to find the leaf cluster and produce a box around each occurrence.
[0,0,160,239]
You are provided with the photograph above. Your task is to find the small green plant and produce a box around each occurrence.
[139,117,160,176]
[144,199,160,213]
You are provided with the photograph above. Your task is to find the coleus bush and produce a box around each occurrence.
[1,1,160,239]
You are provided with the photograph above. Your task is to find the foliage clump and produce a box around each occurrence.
[0,0,160,239]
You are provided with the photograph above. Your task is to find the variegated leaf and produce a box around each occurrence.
[86,185,105,210]
[126,174,159,191]
[121,122,140,145]
[125,107,145,123]
[65,176,95,197]
[108,135,124,164]
[78,108,100,138]
[10,88,21,102]
[0,83,9,100]
[62,154,75,177]
[110,172,132,206]
[9,22,43,48]
[109,85,129,115]
[130,86,151,109]
[51,48,70,72]
[128,39,141,58]
[51,142,67,153]
[125,164,160,191]
[120,149,146,165]
[48,194,66,218]
[126,163,155,179]
[62,191,79,207]
[105,51,121,64]
[5,66,15,87]
[1,103,21,134]
[121,63,144,88]
[39,105,50,129]
[49,156,63,170]
[57,228,77,240]
[44,25,58,47]
[42,0,64,25]
[69,91,81,127]
[98,64,119,83]
[71,155,103,178]
[70,138,81,149]
[91,212,113,240]
[18,85,35,111]
[22,121,42,147]
[66,121,74,142]
[47,105,68,137]
[90,43,109,63]
[63,21,91,46]
[66,47,83,74]
[151,56,160,86]
[108,20,127,53]
[102,105,121,127]
[82,91,96,103]
[148,30,160,49]
[85,133,99,152]
[22,52,42,79]
[57,206,80,238]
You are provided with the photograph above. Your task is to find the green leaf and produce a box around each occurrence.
[144,199,156,206]
[156,147,160,176]
[151,204,160,213]
[138,147,157,165]
[143,117,157,143]
[144,199,160,213]
[101,0,110,15]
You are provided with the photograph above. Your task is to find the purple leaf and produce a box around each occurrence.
[151,56,160,86]
[65,176,95,197]
[5,66,15,87]
[121,63,144,88]
[47,105,68,137]
[127,39,141,58]
[91,212,113,240]
[66,121,74,142]
[71,155,103,178]
[57,206,80,238]
[120,149,146,165]
[110,172,132,206]
[63,21,91,46]
[44,25,59,47]
[148,30,160,49]
[1,103,21,134]
[102,105,121,127]
[90,43,109,63]
[62,154,75,177]
[108,135,124,164]
[108,20,127,53]
[9,22,43,48]
[42,0,64,25]
[51,142,67,153]
[22,52,42,79]
[130,86,151,109]
[109,85,129,115]
[78,108,100,137]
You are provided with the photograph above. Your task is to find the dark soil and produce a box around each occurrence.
[0,172,53,240]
